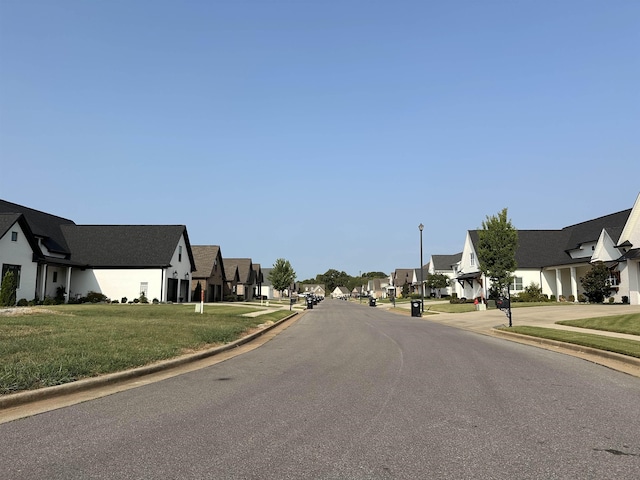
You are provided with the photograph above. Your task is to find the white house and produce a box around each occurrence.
[0,213,41,302]
[0,200,196,304]
[454,193,640,305]
[331,286,350,299]
[427,253,462,297]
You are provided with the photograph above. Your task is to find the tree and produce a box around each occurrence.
[580,262,611,303]
[476,208,518,298]
[269,259,296,298]
[317,269,350,293]
[0,270,18,307]
[425,273,450,298]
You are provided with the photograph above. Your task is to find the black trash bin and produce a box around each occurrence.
[306,297,313,309]
[411,300,422,317]
[369,297,376,307]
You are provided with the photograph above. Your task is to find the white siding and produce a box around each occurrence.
[0,222,38,302]
[71,268,164,302]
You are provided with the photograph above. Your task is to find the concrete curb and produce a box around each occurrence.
[0,311,300,410]
[492,328,640,368]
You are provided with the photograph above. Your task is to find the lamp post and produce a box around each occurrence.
[419,223,424,313]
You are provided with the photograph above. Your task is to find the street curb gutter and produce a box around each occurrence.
[492,328,640,369]
[0,311,301,410]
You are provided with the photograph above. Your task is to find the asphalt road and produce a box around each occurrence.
[1,300,639,479]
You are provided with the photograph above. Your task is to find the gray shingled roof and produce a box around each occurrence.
[468,208,632,269]
[563,209,631,251]
[61,225,194,269]
[0,199,75,255]
[431,253,462,270]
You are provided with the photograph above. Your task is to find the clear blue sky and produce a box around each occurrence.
[1,1,638,281]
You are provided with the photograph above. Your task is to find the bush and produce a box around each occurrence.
[86,291,109,303]
[224,294,238,302]
[622,296,629,304]
[0,270,17,306]
[608,297,615,303]
[43,296,56,305]
[578,294,587,303]
[139,293,149,304]
[111,299,119,304]
[121,297,128,304]
[152,298,159,304]
[17,298,28,307]
[568,295,575,303]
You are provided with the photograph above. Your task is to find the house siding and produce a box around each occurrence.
[0,221,38,302]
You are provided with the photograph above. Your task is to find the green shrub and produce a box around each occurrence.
[578,294,587,303]
[86,291,108,303]
[139,293,149,304]
[17,298,28,306]
[622,296,629,304]
[0,270,17,306]
[608,297,615,303]
[568,295,575,303]
[121,297,128,304]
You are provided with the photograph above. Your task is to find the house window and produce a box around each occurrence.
[140,282,148,296]
[511,277,523,291]
[470,253,475,266]
[1,264,21,288]
[53,272,58,283]
[178,246,182,262]
[11,231,18,242]
[608,271,620,287]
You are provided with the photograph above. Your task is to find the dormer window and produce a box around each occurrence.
[178,246,182,262]
[470,253,475,266]
[11,231,18,241]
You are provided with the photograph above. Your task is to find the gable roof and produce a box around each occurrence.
[562,209,631,251]
[60,225,195,269]
[431,253,462,270]
[225,258,254,284]
[223,262,239,282]
[0,199,75,255]
[192,245,223,278]
[467,208,633,269]
[0,213,43,258]
[394,268,414,285]
[261,268,273,287]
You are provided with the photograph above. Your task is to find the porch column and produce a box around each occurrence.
[161,269,167,303]
[40,264,47,302]
[570,266,578,302]
[555,269,562,302]
[65,266,72,303]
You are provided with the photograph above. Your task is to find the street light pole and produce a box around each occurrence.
[419,223,424,313]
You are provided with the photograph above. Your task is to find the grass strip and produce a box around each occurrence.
[557,313,640,335]
[498,326,640,359]
[0,304,293,395]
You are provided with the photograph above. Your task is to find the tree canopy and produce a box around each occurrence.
[476,208,518,297]
[580,262,611,303]
[268,259,296,296]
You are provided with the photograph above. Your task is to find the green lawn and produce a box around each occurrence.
[500,325,640,359]
[558,314,640,335]
[0,304,294,395]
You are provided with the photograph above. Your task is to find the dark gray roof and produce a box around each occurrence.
[61,225,195,269]
[261,268,273,287]
[0,199,75,255]
[468,208,632,269]
[563,209,630,251]
[431,253,462,270]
